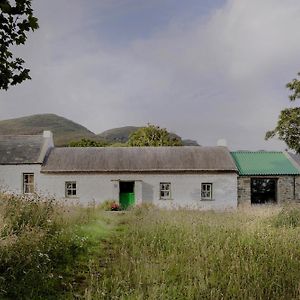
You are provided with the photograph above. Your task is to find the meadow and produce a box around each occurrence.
[1,194,300,299]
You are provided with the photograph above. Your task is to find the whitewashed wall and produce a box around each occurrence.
[0,166,237,210]
[38,172,237,210]
[0,164,41,194]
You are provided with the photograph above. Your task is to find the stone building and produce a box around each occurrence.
[231,151,300,205]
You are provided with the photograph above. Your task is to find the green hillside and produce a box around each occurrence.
[0,114,199,146]
[97,126,140,143]
[97,126,200,146]
[0,114,96,146]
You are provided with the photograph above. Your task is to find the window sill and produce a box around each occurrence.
[201,198,215,201]
[65,196,79,199]
[160,198,173,201]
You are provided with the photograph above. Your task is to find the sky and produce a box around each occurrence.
[1,0,300,150]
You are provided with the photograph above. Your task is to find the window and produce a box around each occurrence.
[201,183,213,200]
[23,173,34,194]
[65,181,77,197]
[251,178,277,204]
[160,182,171,200]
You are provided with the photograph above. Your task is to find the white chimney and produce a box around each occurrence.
[43,130,53,139]
[38,131,54,162]
[217,138,227,147]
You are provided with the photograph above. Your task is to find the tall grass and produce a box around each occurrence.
[0,193,92,299]
[87,206,300,300]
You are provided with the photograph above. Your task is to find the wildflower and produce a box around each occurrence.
[111,202,120,211]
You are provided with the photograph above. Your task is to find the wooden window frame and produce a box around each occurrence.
[65,181,77,198]
[201,183,213,200]
[23,173,35,194]
[160,182,172,200]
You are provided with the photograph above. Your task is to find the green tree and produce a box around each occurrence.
[128,124,183,147]
[68,138,109,147]
[0,0,39,90]
[266,73,300,153]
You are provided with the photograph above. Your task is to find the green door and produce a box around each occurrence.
[119,181,135,209]
[120,192,135,209]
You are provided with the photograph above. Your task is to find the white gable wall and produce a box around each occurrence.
[0,164,41,194]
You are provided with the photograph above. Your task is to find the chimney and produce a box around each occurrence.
[217,138,227,147]
[43,130,54,148]
[38,131,54,163]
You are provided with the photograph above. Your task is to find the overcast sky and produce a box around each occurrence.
[1,0,300,150]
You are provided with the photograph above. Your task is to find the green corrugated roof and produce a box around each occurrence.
[231,151,300,176]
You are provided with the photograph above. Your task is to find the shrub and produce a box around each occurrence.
[0,193,90,299]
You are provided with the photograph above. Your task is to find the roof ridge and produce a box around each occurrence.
[231,151,283,154]
[0,134,43,137]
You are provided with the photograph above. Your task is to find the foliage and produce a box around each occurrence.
[68,138,109,147]
[0,193,91,299]
[128,124,183,147]
[266,72,300,152]
[85,208,300,299]
[0,0,39,90]
[287,72,300,101]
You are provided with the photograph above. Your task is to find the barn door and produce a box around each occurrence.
[251,178,277,204]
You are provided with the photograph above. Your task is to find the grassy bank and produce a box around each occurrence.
[86,206,300,300]
[0,193,101,299]
[2,195,300,299]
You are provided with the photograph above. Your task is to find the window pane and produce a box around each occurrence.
[160,182,171,199]
[65,182,76,197]
[201,183,212,199]
[23,174,34,193]
[28,175,34,184]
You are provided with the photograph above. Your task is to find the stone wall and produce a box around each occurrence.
[277,176,294,203]
[237,177,251,206]
[296,177,300,200]
[237,176,300,205]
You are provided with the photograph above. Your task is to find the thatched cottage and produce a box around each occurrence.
[0,131,238,210]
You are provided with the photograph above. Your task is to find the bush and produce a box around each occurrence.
[0,193,90,299]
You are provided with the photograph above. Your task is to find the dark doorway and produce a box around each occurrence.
[119,181,135,209]
[251,178,277,204]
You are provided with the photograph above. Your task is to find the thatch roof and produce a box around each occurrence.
[0,135,45,164]
[41,146,237,173]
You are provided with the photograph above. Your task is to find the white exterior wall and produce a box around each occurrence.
[0,166,237,210]
[0,164,42,194]
[39,172,237,210]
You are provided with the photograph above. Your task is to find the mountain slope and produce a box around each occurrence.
[97,126,140,143]
[97,126,200,146]
[0,114,96,146]
[0,114,200,146]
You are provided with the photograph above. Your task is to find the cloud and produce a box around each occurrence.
[1,0,300,150]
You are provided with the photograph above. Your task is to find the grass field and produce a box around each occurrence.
[2,194,300,299]
[85,206,300,300]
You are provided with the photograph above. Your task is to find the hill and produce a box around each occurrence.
[0,114,199,146]
[97,126,199,146]
[0,114,96,146]
[97,126,140,143]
